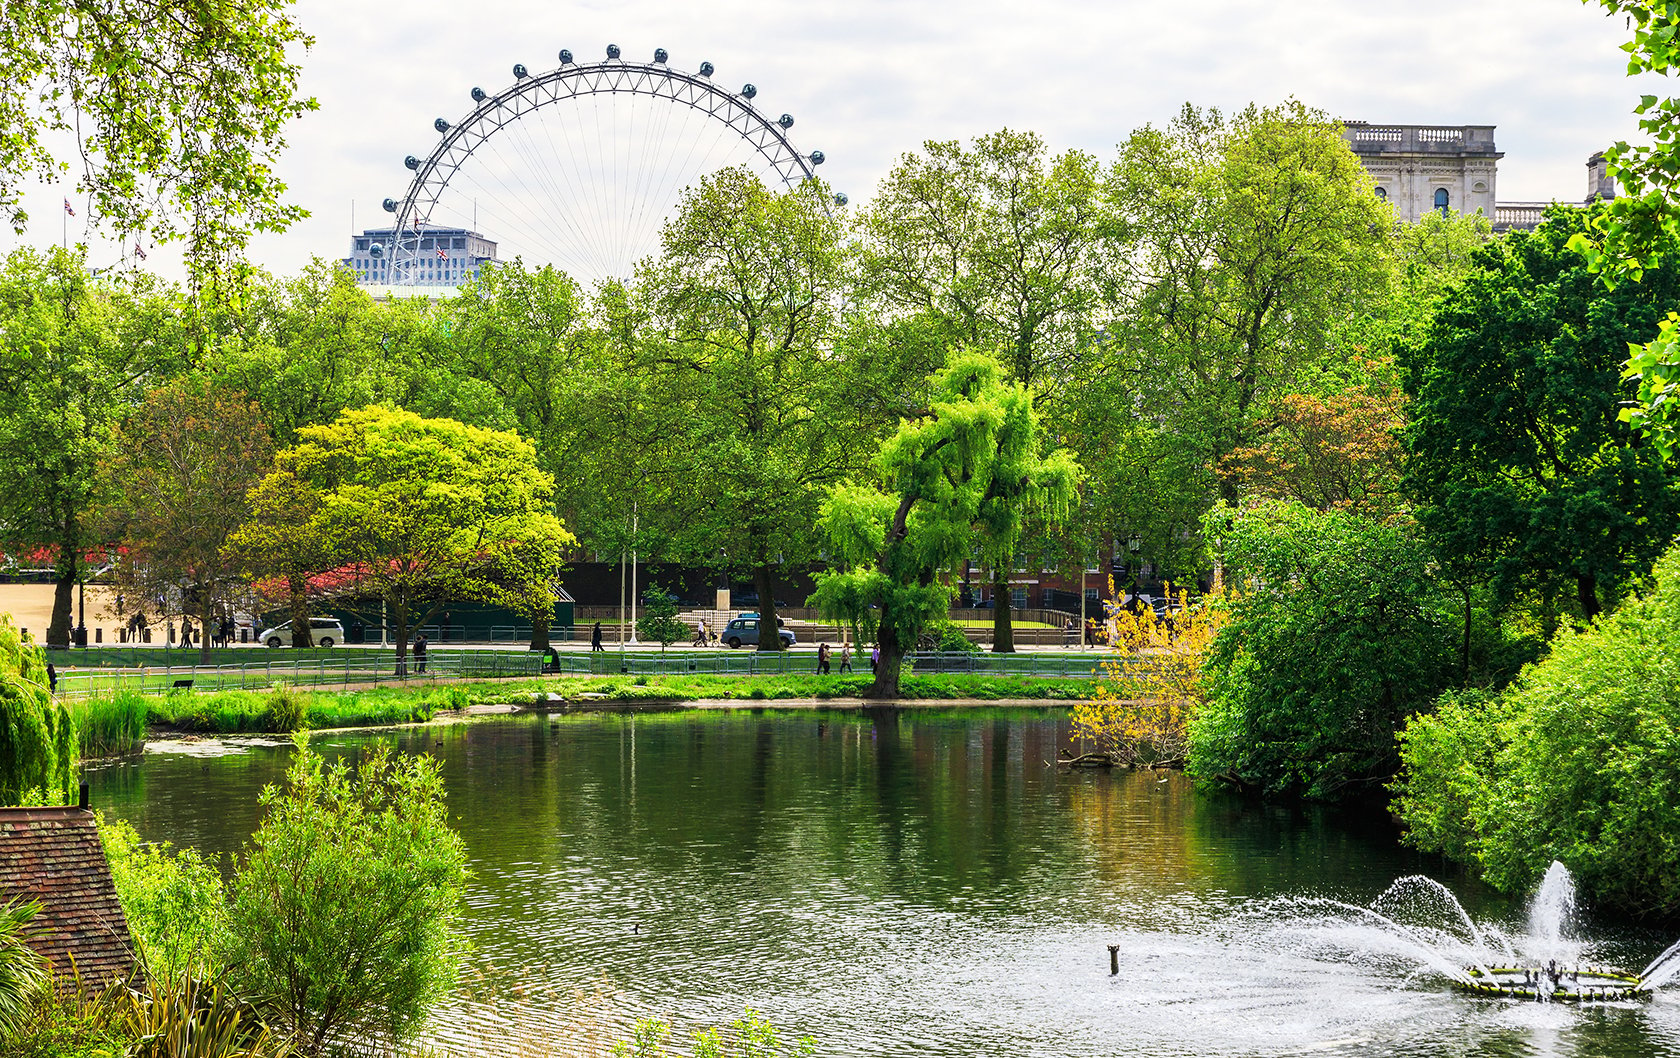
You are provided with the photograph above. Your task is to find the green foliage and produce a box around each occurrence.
[107,972,288,1058]
[1394,544,1680,918]
[262,686,308,734]
[635,585,689,654]
[612,1007,816,1058]
[1190,501,1458,801]
[98,816,227,982]
[0,0,314,277]
[810,351,1079,696]
[69,690,146,758]
[0,615,75,805]
[0,899,49,1041]
[226,742,469,1052]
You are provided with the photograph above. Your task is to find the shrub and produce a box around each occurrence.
[0,899,49,1040]
[107,973,286,1058]
[0,615,76,805]
[263,684,309,733]
[99,815,227,980]
[226,740,469,1053]
[72,691,148,757]
[1395,545,1680,918]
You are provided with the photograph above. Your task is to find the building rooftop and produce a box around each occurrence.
[1343,123,1503,159]
[0,803,134,990]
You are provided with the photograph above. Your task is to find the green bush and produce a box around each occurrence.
[0,615,75,805]
[0,899,49,1040]
[98,815,227,980]
[1395,545,1680,918]
[71,691,147,757]
[263,684,309,733]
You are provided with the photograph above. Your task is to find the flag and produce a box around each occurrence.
[134,242,147,260]
[436,247,448,260]
[63,198,75,217]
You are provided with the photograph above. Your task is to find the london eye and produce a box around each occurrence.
[375,46,838,289]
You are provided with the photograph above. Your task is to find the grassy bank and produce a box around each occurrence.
[69,671,1098,757]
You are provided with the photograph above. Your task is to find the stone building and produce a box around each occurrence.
[1343,123,1615,232]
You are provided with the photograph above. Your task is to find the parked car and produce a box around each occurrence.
[720,616,796,649]
[258,617,345,648]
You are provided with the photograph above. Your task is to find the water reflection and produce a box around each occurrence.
[87,709,1680,1057]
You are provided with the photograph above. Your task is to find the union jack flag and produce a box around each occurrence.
[133,242,147,260]
[63,198,74,217]
[436,247,448,260]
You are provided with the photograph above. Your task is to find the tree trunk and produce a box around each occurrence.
[196,586,213,664]
[48,564,74,649]
[868,636,904,698]
[529,612,551,654]
[392,592,410,677]
[1460,584,1472,688]
[287,575,313,649]
[753,564,784,652]
[1576,571,1601,620]
[991,570,1015,653]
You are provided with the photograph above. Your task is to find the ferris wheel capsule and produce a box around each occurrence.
[699,61,714,77]
[653,48,668,63]
[834,192,849,207]
[434,118,451,133]
[810,150,825,165]
[370,243,384,258]
[778,114,794,129]
[382,198,398,212]
[606,44,621,59]
[742,83,757,99]
[471,86,487,103]
[559,49,574,64]
[513,64,528,79]
[404,155,419,170]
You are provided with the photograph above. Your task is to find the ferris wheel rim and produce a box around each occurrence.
[380,54,825,285]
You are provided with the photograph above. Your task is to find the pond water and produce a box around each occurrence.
[88,708,1680,1057]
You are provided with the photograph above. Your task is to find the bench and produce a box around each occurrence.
[171,679,194,690]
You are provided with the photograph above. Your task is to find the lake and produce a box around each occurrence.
[87,707,1680,1057]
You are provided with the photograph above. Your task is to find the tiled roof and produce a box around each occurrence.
[0,806,134,989]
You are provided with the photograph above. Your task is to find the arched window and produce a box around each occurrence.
[1374,186,1387,200]
[1434,187,1450,216]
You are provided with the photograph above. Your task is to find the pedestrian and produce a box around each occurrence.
[414,633,428,673]
[591,621,604,652]
[817,642,831,675]
[179,618,193,649]
[45,663,56,694]
[838,641,852,673]
[870,644,880,674]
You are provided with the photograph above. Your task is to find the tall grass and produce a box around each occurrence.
[70,690,149,756]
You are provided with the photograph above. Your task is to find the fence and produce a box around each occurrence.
[53,647,1122,698]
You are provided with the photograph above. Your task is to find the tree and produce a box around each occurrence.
[1394,544,1680,920]
[1101,101,1391,556]
[809,352,1079,697]
[0,0,316,279]
[857,129,1115,650]
[0,246,183,647]
[617,169,875,650]
[1190,501,1458,801]
[226,742,469,1052]
[0,615,74,806]
[635,584,687,653]
[1401,204,1680,623]
[230,407,573,674]
[99,377,275,661]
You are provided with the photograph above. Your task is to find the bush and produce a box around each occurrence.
[0,615,75,805]
[0,899,49,1040]
[226,740,469,1052]
[98,815,227,980]
[263,684,309,733]
[1395,545,1680,918]
[71,691,148,757]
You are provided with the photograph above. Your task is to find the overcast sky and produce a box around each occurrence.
[8,0,1662,281]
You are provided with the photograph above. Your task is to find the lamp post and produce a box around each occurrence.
[1127,534,1142,600]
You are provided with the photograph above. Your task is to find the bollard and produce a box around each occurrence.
[95,627,102,644]
[1108,944,1119,976]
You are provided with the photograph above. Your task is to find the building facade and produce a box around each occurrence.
[344,225,499,288]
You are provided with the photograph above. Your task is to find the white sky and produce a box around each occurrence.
[6,0,1663,282]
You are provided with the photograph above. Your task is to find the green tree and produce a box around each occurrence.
[99,814,227,980]
[810,352,1079,697]
[99,377,275,662]
[1099,102,1390,573]
[1394,544,1680,919]
[0,246,185,647]
[0,615,74,806]
[618,169,873,649]
[0,0,315,278]
[1190,501,1458,801]
[857,128,1114,650]
[1401,204,1680,623]
[635,584,687,653]
[231,407,572,674]
[226,742,469,1052]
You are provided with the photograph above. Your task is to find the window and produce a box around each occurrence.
[1434,188,1450,216]
[1374,187,1387,200]
[1084,587,1100,603]
[1011,588,1028,611]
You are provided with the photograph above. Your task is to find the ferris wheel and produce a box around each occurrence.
[374,45,842,289]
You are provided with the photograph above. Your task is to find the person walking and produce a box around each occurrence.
[838,641,852,673]
[590,621,604,652]
[870,644,880,674]
[414,633,428,673]
[817,642,831,675]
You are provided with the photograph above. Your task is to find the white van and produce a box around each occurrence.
[257,617,345,648]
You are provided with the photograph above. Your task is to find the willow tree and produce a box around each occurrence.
[231,407,573,674]
[0,616,74,806]
[810,352,1079,697]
